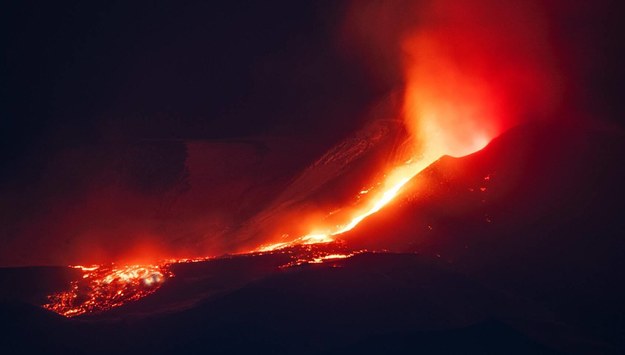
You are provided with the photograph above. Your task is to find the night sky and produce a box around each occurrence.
[3,1,622,167]
[2,1,385,176]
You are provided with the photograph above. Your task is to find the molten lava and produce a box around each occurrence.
[44,245,359,317]
[44,264,171,317]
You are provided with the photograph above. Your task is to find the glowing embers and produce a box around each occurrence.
[259,241,362,268]
[43,244,362,317]
[43,263,171,317]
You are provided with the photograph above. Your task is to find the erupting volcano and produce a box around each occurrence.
[2,0,623,353]
[43,0,544,316]
[45,0,557,316]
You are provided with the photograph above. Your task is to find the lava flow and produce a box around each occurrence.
[43,245,358,317]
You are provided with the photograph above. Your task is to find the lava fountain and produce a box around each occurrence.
[258,0,560,250]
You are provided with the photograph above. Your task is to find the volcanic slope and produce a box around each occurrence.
[2,121,625,353]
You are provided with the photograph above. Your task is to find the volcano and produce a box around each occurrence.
[2,0,623,353]
[2,121,624,353]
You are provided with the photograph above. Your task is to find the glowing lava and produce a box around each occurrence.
[43,264,171,317]
[44,245,359,317]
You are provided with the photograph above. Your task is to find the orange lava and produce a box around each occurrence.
[43,263,171,317]
[44,245,359,317]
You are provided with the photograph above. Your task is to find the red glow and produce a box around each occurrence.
[44,264,171,317]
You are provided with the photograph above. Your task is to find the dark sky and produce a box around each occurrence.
[3,1,623,160]
[3,1,623,173]
[2,1,386,177]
